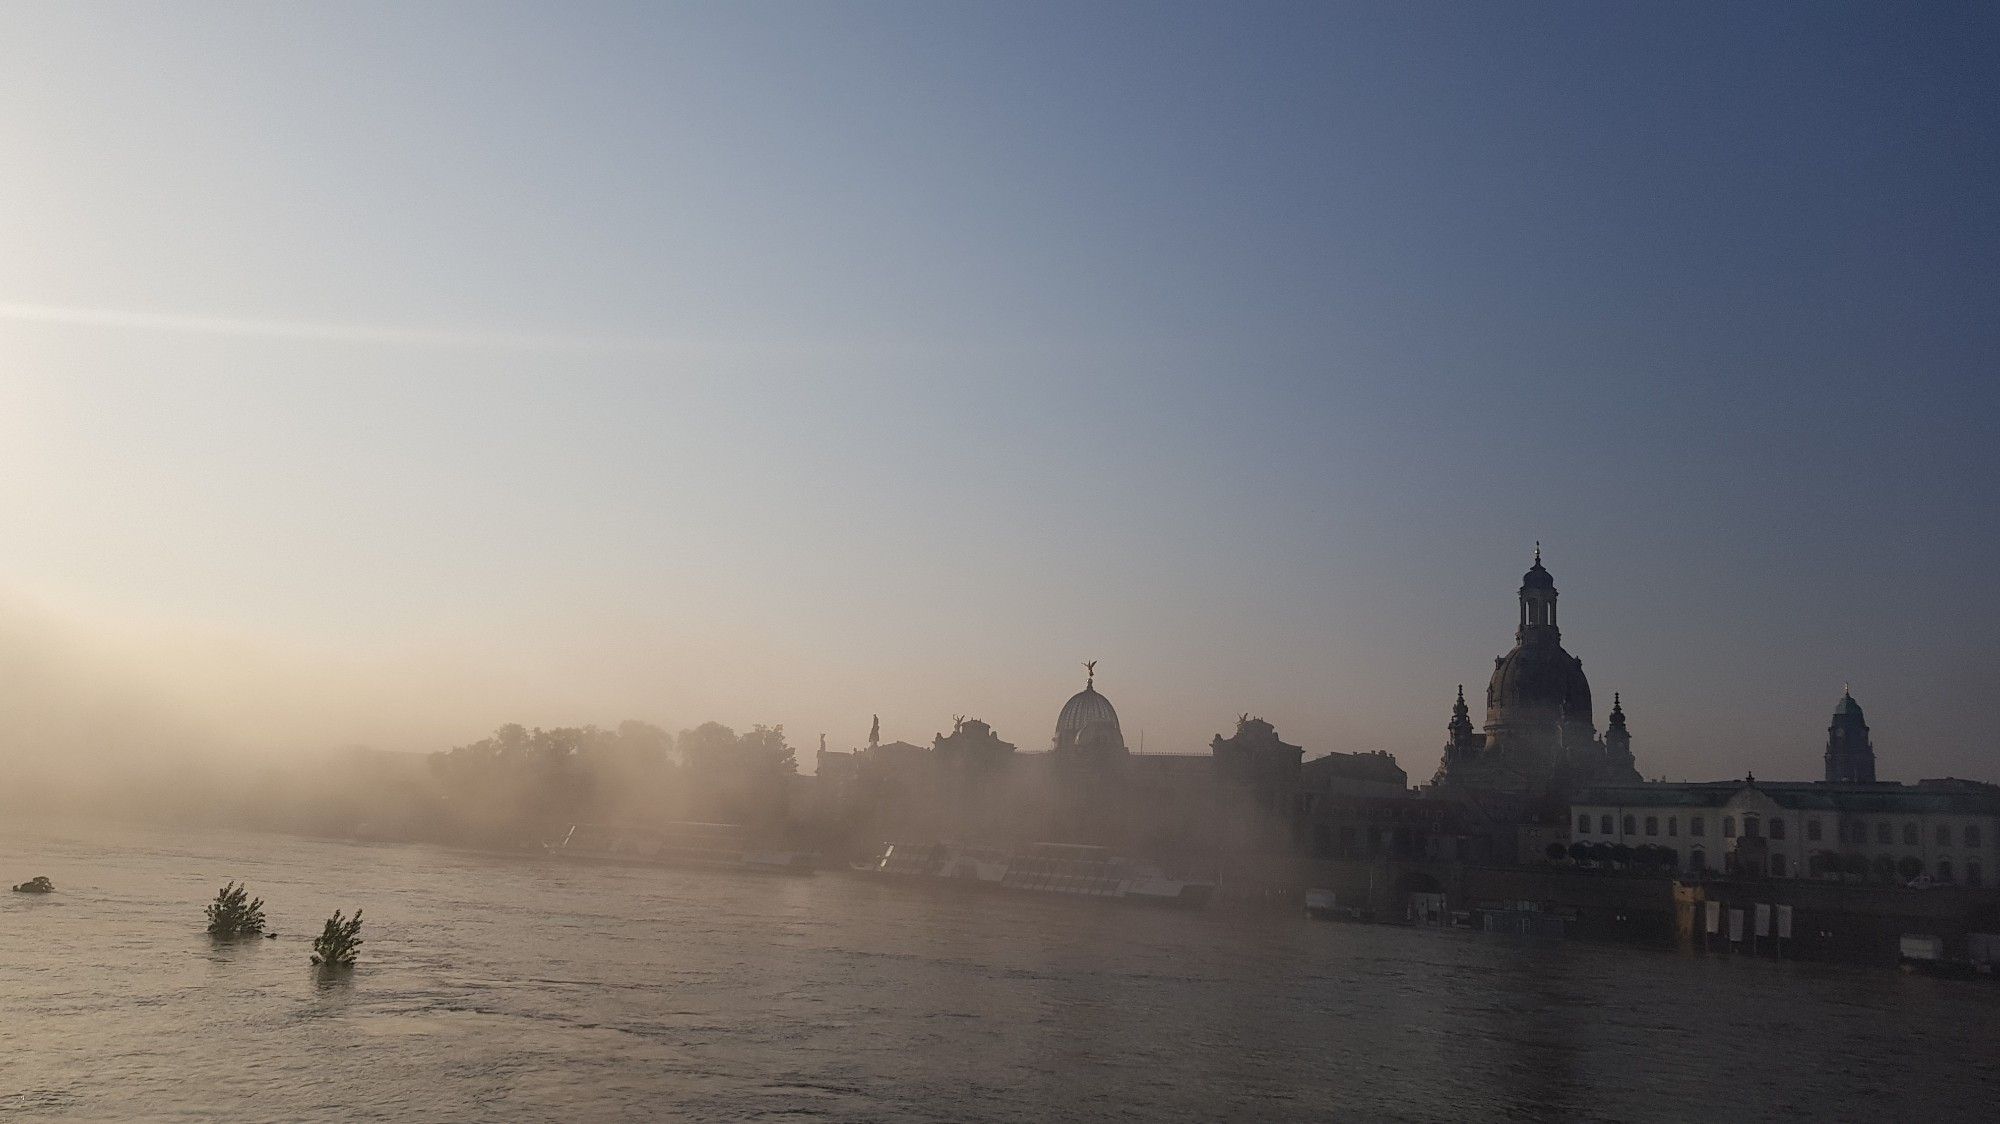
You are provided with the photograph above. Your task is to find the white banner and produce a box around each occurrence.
[1777,904,1793,940]
[1705,900,1720,934]
[1755,903,1771,938]
[1729,909,1745,942]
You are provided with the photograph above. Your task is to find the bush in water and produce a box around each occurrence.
[205,882,267,938]
[310,909,364,967]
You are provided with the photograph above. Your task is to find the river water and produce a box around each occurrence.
[2,820,1996,1122]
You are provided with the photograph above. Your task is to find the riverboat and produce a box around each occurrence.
[867,840,1213,908]
[547,821,814,875]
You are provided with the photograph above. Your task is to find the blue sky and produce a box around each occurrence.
[1,3,1995,780]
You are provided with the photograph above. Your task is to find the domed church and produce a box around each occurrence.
[1435,549,1641,796]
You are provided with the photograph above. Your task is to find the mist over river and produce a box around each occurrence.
[3,821,1996,1123]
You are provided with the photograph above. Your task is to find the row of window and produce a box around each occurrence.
[1598,848,1985,886]
[1576,812,1984,849]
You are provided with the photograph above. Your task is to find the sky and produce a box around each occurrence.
[1,3,1996,782]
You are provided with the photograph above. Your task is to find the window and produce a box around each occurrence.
[1903,823,1919,846]
[1578,814,1591,834]
[1969,862,1984,887]
[1938,860,1953,883]
[1723,816,1737,838]
[1600,814,1613,835]
[1770,818,1786,841]
[1691,816,1706,837]
[1877,823,1893,845]
[1645,816,1658,837]
[1937,825,1952,847]
[1667,817,1678,837]
[1689,847,1706,873]
[1967,825,1983,848]
[1807,818,1822,842]
[1623,815,1636,836]
[1771,854,1787,877]
[1744,814,1761,838]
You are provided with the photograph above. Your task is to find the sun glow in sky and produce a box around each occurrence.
[2,3,1996,780]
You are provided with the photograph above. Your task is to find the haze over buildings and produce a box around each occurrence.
[2,4,1997,782]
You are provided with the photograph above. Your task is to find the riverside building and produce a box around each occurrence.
[1571,691,2000,885]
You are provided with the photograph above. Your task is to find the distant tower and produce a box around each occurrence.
[1824,687,1876,783]
[1604,692,1634,775]
[1447,684,1476,747]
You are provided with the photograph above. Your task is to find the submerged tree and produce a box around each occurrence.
[205,881,267,938]
[310,909,364,967]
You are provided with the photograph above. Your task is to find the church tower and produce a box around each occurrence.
[1446,684,1477,749]
[1603,693,1635,776]
[1824,687,1876,783]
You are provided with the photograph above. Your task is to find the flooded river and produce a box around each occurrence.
[3,820,1996,1122]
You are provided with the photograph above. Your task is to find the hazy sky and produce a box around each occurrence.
[2,3,1996,782]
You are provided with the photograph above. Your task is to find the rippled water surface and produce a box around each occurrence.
[4,820,1998,1122]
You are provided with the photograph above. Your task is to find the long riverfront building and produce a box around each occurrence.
[1572,690,2000,886]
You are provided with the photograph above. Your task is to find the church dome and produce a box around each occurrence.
[1486,643,1593,727]
[1054,668,1124,752]
[1832,689,1864,721]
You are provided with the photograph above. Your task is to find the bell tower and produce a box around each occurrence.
[1604,692,1635,775]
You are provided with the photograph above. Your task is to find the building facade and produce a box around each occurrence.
[1572,693,2000,886]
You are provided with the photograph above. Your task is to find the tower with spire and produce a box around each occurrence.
[1603,692,1635,777]
[1824,686,1877,783]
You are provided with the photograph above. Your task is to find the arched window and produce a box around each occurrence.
[1770,854,1787,877]
[1600,814,1613,834]
[1622,815,1636,836]
[1645,816,1658,836]
[1969,862,1984,887]
[1937,824,1952,847]
[1967,825,1983,848]
[1877,823,1892,845]
[1937,860,1953,883]
[1690,816,1706,837]
[1903,823,1919,846]
[1667,817,1678,837]
[1806,818,1822,842]
[1577,814,1591,834]
[1723,816,1737,838]
[1744,814,1761,838]
[1770,818,1786,840]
